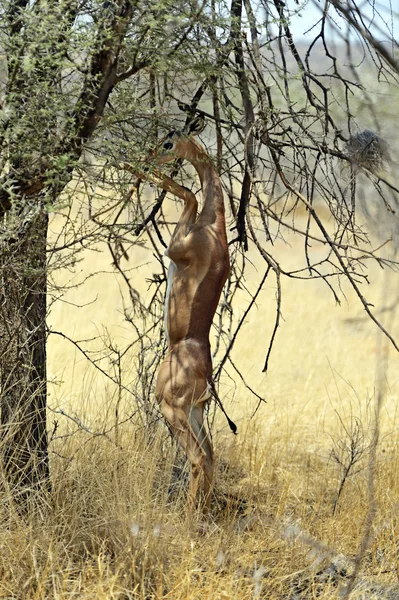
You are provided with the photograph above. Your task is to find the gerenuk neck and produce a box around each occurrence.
[190,155,226,226]
[180,144,224,224]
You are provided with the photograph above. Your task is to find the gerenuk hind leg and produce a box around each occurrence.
[159,402,208,511]
[189,404,214,511]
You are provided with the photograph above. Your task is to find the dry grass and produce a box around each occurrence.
[2,203,399,599]
[2,414,399,599]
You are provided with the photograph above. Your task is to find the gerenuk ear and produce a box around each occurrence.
[188,115,205,136]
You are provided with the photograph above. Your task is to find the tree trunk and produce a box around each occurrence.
[0,209,50,501]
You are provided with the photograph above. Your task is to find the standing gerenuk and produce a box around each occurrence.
[140,118,231,512]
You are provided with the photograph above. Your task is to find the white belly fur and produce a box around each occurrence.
[164,255,176,345]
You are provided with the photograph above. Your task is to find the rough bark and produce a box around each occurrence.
[0,210,49,500]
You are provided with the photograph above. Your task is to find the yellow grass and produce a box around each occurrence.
[3,195,399,599]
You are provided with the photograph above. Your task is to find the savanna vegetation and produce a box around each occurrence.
[0,0,399,597]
